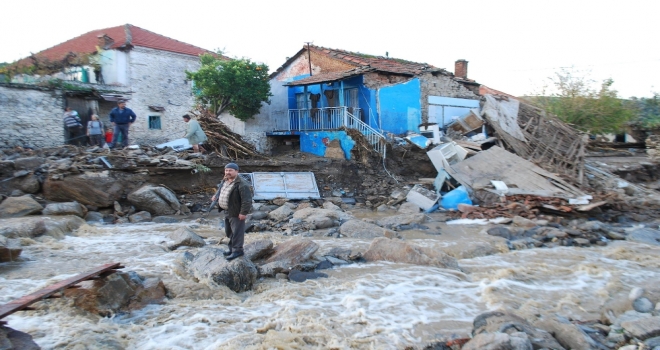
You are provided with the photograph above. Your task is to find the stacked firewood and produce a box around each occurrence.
[190,107,262,159]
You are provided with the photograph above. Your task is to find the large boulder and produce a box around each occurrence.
[0,216,86,239]
[43,172,127,207]
[259,239,319,277]
[245,239,274,261]
[462,332,533,350]
[127,185,183,216]
[339,219,398,239]
[0,236,22,262]
[627,228,660,246]
[398,202,421,214]
[0,195,43,218]
[268,205,294,222]
[621,316,660,340]
[64,271,166,316]
[363,237,460,270]
[535,316,601,350]
[375,213,426,227]
[185,248,258,292]
[42,201,86,217]
[14,157,46,171]
[472,311,565,350]
[19,174,41,194]
[292,207,350,229]
[166,227,206,250]
[0,326,40,350]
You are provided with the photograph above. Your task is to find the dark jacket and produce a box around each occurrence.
[109,107,137,124]
[218,176,252,218]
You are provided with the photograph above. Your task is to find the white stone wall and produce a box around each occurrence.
[419,73,479,123]
[0,85,65,148]
[126,47,200,145]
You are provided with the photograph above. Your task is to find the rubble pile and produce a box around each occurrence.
[647,134,660,162]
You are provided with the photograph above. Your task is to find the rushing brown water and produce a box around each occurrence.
[2,219,660,349]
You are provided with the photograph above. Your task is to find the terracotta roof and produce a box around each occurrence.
[22,24,213,62]
[272,44,443,79]
[479,85,519,100]
[285,67,376,86]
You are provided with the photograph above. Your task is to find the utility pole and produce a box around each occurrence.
[304,41,313,76]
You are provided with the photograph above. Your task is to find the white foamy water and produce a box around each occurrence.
[2,221,660,349]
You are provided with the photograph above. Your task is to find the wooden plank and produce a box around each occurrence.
[0,263,122,320]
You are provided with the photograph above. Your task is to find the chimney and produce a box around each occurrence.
[455,59,468,79]
[97,34,114,50]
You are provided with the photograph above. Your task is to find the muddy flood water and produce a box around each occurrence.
[2,215,660,349]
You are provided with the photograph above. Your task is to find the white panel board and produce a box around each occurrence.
[251,172,320,200]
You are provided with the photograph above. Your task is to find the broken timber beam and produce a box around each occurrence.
[0,263,123,321]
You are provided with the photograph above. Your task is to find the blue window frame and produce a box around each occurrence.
[149,116,161,130]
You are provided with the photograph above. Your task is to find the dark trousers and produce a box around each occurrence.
[110,124,130,148]
[224,216,246,253]
[89,134,103,146]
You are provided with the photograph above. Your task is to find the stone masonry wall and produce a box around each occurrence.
[419,73,479,123]
[127,47,200,146]
[0,84,65,148]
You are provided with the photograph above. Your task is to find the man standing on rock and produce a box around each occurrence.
[108,99,136,149]
[211,163,252,261]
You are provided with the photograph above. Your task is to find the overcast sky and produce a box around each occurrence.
[1,0,657,98]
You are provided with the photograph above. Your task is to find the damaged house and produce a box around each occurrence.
[219,45,483,157]
[0,24,216,148]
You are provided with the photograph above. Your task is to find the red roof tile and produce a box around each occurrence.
[23,24,213,62]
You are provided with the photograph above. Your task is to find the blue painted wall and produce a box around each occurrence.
[378,78,421,135]
[300,131,355,159]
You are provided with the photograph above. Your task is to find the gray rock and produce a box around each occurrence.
[340,219,398,239]
[244,239,273,261]
[0,325,40,350]
[398,202,421,214]
[85,211,104,222]
[325,256,349,265]
[0,236,22,262]
[10,190,25,197]
[268,205,293,222]
[292,208,348,229]
[14,157,46,171]
[19,174,41,194]
[536,316,602,350]
[472,311,565,350]
[325,247,361,261]
[621,316,660,340]
[250,211,268,220]
[187,248,258,292]
[258,239,319,277]
[152,216,181,224]
[363,237,460,270]
[634,297,655,313]
[605,230,626,240]
[42,201,86,217]
[375,213,425,227]
[0,215,85,239]
[511,238,541,250]
[487,226,513,240]
[627,228,660,246]
[129,211,152,223]
[645,336,660,348]
[322,201,341,211]
[512,216,536,228]
[577,220,605,232]
[462,332,533,350]
[288,269,328,282]
[0,195,43,218]
[166,227,206,250]
[573,238,591,246]
[127,185,183,216]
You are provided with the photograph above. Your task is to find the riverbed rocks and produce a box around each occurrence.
[626,227,660,246]
[42,201,86,217]
[166,227,206,250]
[0,215,85,239]
[42,172,126,207]
[471,310,565,350]
[129,211,152,223]
[363,237,460,270]
[128,185,185,216]
[244,239,274,261]
[0,235,22,262]
[0,325,40,350]
[258,238,319,277]
[64,271,166,317]
[185,248,258,293]
[268,204,294,222]
[462,332,533,350]
[0,195,43,218]
[339,219,398,239]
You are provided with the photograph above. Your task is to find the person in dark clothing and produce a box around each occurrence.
[63,107,84,146]
[108,100,136,149]
[211,163,253,261]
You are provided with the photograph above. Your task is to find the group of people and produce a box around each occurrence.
[63,100,248,259]
[62,100,208,151]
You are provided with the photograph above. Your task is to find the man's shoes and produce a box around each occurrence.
[226,251,244,261]
[222,250,232,257]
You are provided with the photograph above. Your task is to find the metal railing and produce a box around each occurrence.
[288,106,386,157]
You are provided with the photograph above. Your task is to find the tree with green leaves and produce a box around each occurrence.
[186,53,271,121]
[527,69,636,134]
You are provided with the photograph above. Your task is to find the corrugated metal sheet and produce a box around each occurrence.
[250,172,320,200]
